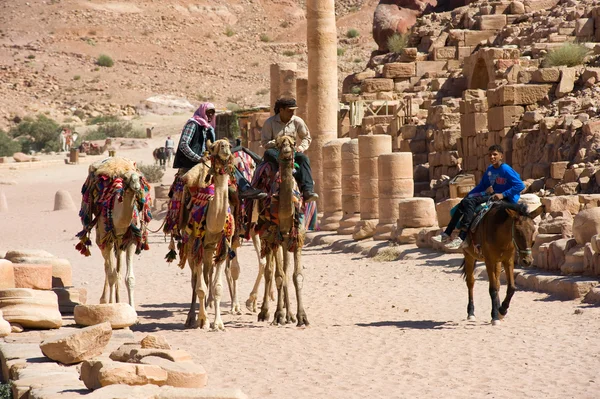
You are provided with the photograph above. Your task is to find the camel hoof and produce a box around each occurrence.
[245,297,256,313]
[296,312,309,327]
[211,321,225,331]
[231,304,242,315]
[272,311,286,326]
[467,315,476,321]
[258,309,269,322]
[491,319,501,326]
[197,318,209,330]
[287,313,296,324]
[498,312,505,320]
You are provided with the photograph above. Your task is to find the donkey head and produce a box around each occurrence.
[207,139,232,163]
[506,204,544,267]
[276,135,295,163]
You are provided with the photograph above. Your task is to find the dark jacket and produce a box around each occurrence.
[173,122,215,169]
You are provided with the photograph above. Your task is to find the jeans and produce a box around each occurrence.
[263,148,314,193]
[233,168,253,192]
[444,195,491,240]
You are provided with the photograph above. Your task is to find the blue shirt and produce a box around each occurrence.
[469,163,525,203]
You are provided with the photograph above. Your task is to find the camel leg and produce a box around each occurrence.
[197,257,209,330]
[228,254,242,315]
[185,258,199,328]
[464,255,477,320]
[123,243,136,309]
[100,245,117,304]
[114,247,122,304]
[246,232,269,312]
[292,246,309,327]
[258,250,274,322]
[211,258,226,331]
[499,257,516,318]
[280,244,295,324]
[486,260,503,325]
[272,244,288,326]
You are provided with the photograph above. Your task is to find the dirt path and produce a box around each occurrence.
[1,130,599,398]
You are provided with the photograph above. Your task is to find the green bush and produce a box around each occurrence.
[138,163,164,183]
[0,382,12,399]
[387,33,408,54]
[280,21,290,28]
[96,54,114,67]
[353,58,362,63]
[9,114,61,152]
[350,86,362,95]
[337,47,345,56]
[260,34,271,42]
[0,130,22,156]
[346,28,360,38]
[226,103,241,112]
[85,121,144,140]
[543,43,589,67]
[255,88,269,96]
[225,27,235,37]
[282,50,296,57]
[73,75,81,80]
[73,109,86,119]
[87,115,120,125]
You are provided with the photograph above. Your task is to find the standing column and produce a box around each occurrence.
[373,153,414,240]
[278,62,297,100]
[320,138,350,230]
[306,0,338,211]
[269,64,280,116]
[296,73,308,122]
[353,135,392,240]
[338,139,360,235]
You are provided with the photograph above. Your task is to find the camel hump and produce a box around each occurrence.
[90,156,138,177]
[182,161,212,189]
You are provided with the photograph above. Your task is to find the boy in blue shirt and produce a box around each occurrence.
[432,144,525,249]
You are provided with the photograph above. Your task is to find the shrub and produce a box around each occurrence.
[346,28,360,38]
[280,21,290,28]
[543,43,589,67]
[255,88,269,96]
[260,34,271,42]
[225,27,235,37]
[26,54,35,59]
[73,75,81,80]
[282,50,296,57]
[87,115,120,125]
[226,103,241,112]
[85,121,144,140]
[337,47,345,56]
[353,58,362,63]
[138,163,164,183]
[0,130,22,157]
[9,114,61,152]
[350,86,362,95]
[373,246,402,262]
[0,382,11,399]
[387,33,408,54]
[73,109,86,119]
[251,61,259,67]
[96,54,114,67]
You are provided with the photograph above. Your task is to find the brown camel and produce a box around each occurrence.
[462,202,544,325]
[180,139,235,330]
[257,136,309,327]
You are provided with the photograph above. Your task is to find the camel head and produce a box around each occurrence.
[207,139,233,164]
[276,135,295,164]
[123,170,142,194]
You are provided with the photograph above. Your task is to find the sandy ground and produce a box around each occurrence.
[1,123,600,398]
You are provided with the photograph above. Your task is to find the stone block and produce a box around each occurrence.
[435,198,462,227]
[0,288,62,329]
[487,106,524,131]
[80,359,168,390]
[74,303,138,329]
[573,208,600,245]
[0,261,14,290]
[361,78,394,93]
[397,198,438,228]
[551,161,569,180]
[433,47,457,60]
[460,113,488,136]
[575,18,594,37]
[464,30,497,46]
[531,68,560,83]
[416,61,447,77]
[488,84,552,106]
[382,63,416,78]
[140,356,208,388]
[40,322,112,365]
[12,263,53,290]
[541,195,581,215]
[478,15,507,31]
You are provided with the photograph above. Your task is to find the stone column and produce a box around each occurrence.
[269,64,280,116]
[296,73,308,122]
[374,153,414,240]
[306,0,338,211]
[353,135,392,240]
[338,139,360,235]
[278,62,297,100]
[320,138,350,230]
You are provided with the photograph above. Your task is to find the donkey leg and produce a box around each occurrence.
[464,255,477,320]
[499,258,516,318]
[486,260,503,325]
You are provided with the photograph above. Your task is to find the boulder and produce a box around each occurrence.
[548,238,577,272]
[80,359,168,390]
[538,212,573,236]
[0,288,62,329]
[53,190,76,211]
[13,152,32,162]
[140,356,207,388]
[110,343,143,362]
[561,245,585,274]
[74,303,137,329]
[40,322,112,365]
[573,207,600,245]
[141,334,172,350]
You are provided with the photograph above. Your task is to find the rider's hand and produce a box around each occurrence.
[295,146,303,153]
[485,186,494,194]
[492,193,504,201]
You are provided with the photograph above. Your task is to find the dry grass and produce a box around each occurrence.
[373,246,402,262]
[543,43,589,67]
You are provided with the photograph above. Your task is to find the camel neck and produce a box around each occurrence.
[278,159,294,233]
[113,188,136,230]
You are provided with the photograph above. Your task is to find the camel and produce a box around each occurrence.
[257,136,309,327]
[76,157,152,310]
[179,139,236,330]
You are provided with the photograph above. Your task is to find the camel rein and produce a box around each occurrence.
[147,218,166,234]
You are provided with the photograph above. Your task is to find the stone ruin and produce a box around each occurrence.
[237,0,600,284]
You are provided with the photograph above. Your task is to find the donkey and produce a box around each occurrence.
[153,147,167,170]
[461,202,544,325]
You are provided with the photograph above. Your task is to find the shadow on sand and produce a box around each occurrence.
[356,320,452,330]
